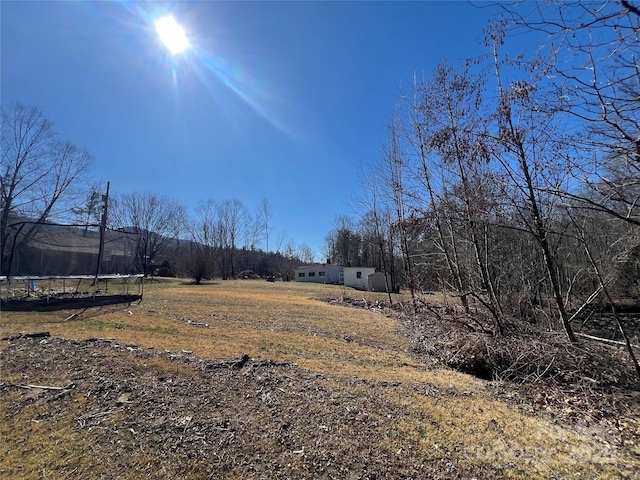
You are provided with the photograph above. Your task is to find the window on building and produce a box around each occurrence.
[319,271,325,277]
[356,271,362,279]
[298,272,305,277]
[309,272,315,277]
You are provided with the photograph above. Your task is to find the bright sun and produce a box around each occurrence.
[155,16,190,55]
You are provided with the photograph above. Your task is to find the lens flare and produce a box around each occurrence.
[155,15,190,54]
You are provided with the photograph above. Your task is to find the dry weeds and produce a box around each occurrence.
[1,279,638,479]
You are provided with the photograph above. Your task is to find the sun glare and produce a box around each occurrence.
[155,15,190,55]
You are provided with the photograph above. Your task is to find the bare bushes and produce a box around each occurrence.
[327,294,640,393]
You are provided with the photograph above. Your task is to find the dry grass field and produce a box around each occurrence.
[1,279,638,479]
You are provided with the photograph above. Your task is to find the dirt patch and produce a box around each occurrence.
[1,336,504,479]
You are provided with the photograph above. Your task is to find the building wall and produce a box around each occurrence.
[294,264,342,284]
[343,267,375,290]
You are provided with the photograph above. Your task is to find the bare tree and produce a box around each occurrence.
[182,249,214,284]
[257,198,274,252]
[325,215,362,267]
[486,23,577,341]
[110,191,186,276]
[495,1,640,230]
[383,116,418,311]
[215,199,249,279]
[296,243,316,264]
[402,78,468,311]
[183,199,218,283]
[356,164,396,302]
[72,185,103,236]
[1,102,93,275]
[410,62,505,332]
[498,0,639,165]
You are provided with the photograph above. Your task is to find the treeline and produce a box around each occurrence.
[0,101,312,280]
[103,193,314,282]
[159,240,306,284]
[325,2,640,347]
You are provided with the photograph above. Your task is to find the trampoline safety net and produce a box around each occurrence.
[2,222,143,277]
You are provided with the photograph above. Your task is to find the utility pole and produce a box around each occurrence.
[94,181,110,284]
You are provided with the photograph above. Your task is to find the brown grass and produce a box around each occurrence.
[1,279,637,479]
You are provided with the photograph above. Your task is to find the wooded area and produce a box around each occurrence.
[322,2,640,361]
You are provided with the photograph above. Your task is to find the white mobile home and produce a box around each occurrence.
[295,264,378,290]
[294,264,343,284]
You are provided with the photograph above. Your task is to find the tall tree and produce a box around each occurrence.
[415,62,504,332]
[383,116,418,310]
[324,215,362,267]
[499,0,639,165]
[257,198,274,252]
[110,191,185,276]
[0,102,93,275]
[498,1,640,231]
[215,199,249,279]
[487,23,577,341]
[184,199,218,284]
[494,0,640,344]
[356,164,396,301]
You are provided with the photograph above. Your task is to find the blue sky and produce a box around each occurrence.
[2,1,500,257]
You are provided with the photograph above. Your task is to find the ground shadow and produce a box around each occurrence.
[1,294,142,312]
